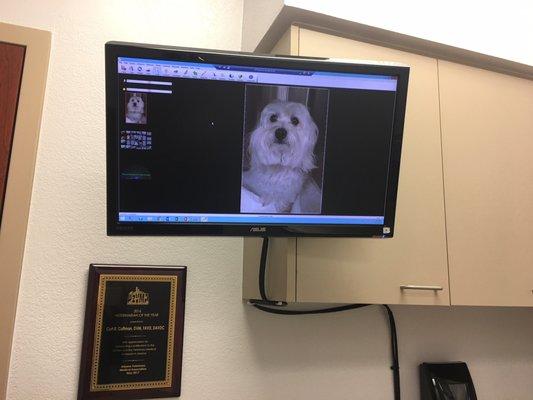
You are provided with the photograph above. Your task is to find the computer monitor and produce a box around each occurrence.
[106,42,409,237]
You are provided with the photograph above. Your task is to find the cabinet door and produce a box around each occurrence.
[295,28,450,305]
[439,61,533,306]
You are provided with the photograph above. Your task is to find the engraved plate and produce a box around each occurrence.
[78,265,186,400]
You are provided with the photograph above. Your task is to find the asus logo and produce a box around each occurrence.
[250,227,267,233]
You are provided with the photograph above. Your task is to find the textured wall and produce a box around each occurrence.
[242,0,284,52]
[3,1,533,399]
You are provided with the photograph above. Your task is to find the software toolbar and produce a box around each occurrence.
[118,58,258,83]
[117,57,398,91]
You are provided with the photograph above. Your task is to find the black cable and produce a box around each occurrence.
[383,305,401,400]
[252,302,369,315]
[258,236,269,301]
[254,237,284,307]
[252,236,401,399]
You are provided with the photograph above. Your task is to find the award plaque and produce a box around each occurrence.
[78,264,186,400]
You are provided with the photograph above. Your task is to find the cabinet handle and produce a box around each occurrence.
[400,285,443,291]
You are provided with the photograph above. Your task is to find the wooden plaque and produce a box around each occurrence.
[78,264,186,399]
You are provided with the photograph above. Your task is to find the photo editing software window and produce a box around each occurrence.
[116,56,398,226]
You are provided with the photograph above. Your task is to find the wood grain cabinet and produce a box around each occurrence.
[243,25,533,307]
[295,28,450,305]
[244,27,450,306]
[439,61,533,306]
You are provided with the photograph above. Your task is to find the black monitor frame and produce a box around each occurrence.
[106,41,409,237]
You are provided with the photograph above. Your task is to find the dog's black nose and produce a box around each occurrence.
[275,128,287,142]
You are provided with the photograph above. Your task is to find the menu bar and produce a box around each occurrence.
[117,57,398,91]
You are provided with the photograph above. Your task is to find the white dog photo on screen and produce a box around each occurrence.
[242,100,322,214]
[125,93,147,124]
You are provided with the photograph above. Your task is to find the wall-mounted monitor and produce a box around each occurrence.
[106,42,409,237]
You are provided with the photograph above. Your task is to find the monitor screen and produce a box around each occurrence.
[106,42,409,237]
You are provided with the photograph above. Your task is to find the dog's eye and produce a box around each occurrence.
[291,116,299,126]
[269,114,278,122]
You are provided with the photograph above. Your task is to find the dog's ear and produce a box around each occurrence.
[247,126,265,169]
[299,107,319,172]
[297,103,319,138]
[312,116,319,141]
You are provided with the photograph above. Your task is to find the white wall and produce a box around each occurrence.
[3,1,533,399]
[242,0,284,54]
[243,0,533,66]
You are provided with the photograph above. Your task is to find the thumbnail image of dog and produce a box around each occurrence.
[125,93,147,124]
[242,100,322,214]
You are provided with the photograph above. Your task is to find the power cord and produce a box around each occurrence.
[249,237,401,400]
[384,304,400,400]
[258,236,270,301]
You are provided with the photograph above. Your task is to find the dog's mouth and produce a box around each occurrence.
[269,141,292,167]
[270,141,290,150]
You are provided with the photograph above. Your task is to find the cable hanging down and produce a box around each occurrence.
[249,237,401,400]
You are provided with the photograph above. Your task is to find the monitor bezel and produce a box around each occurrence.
[106,41,409,237]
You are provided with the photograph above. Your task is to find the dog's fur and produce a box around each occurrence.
[126,93,146,124]
[243,100,321,213]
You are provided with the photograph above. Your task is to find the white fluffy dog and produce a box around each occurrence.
[242,100,322,213]
[126,93,146,124]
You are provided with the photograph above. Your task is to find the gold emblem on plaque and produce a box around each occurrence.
[127,287,149,305]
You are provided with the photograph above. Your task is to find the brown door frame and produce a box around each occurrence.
[0,22,50,399]
[0,42,25,225]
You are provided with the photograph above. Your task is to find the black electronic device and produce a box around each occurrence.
[106,42,409,237]
[420,362,477,400]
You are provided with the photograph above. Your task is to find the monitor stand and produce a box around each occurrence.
[242,237,297,303]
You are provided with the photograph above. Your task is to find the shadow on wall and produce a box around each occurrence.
[242,304,533,397]
[243,305,390,369]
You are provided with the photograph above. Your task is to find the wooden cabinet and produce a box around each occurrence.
[243,25,533,307]
[294,28,450,305]
[439,61,533,306]
[244,27,450,306]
